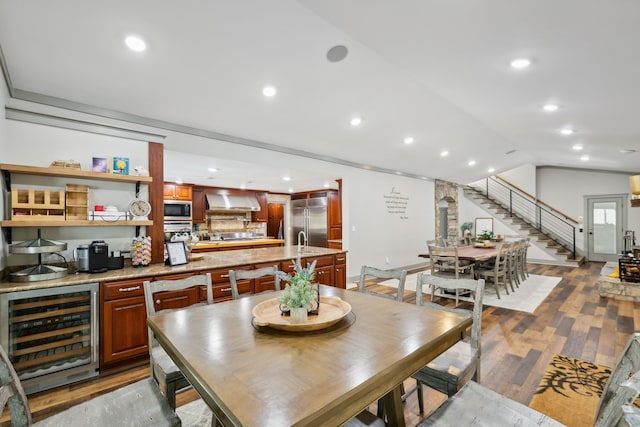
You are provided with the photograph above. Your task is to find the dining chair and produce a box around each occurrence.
[143,273,213,410]
[411,273,485,413]
[475,241,508,299]
[358,265,407,302]
[0,343,180,427]
[428,243,475,306]
[229,265,280,299]
[418,333,640,427]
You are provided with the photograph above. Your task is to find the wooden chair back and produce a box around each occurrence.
[595,333,640,427]
[416,274,485,353]
[358,265,407,302]
[143,273,213,348]
[229,265,280,300]
[0,343,31,426]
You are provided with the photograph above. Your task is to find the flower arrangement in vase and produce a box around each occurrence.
[277,258,319,323]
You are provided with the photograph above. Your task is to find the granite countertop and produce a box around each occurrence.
[192,239,284,249]
[0,246,346,293]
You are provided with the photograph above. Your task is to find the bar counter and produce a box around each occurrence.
[0,245,346,293]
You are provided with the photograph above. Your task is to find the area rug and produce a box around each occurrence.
[348,272,562,313]
[176,399,213,427]
[529,354,611,427]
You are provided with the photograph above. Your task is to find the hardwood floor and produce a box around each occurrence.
[2,261,636,426]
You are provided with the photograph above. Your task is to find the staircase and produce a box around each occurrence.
[463,182,585,266]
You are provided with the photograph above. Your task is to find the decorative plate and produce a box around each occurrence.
[252,296,351,332]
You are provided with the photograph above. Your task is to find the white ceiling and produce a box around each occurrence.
[1,0,639,192]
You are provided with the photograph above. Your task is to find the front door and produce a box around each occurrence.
[585,194,626,262]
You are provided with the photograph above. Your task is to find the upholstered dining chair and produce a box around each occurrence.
[0,343,180,426]
[143,273,213,410]
[358,265,407,302]
[229,265,280,300]
[411,274,485,413]
[419,333,640,427]
[428,243,475,306]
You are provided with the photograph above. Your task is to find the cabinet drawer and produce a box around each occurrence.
[335,254,347,265]
[209,266,251,283]
[213,281,251,299]
[305,255,334,268]
[102,279,145,301]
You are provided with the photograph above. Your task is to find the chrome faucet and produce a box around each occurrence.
[297,231,308,253]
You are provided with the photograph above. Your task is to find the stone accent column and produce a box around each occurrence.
[434,179,459,244]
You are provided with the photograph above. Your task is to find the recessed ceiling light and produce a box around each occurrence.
[262,85,277,97]
[572,144,583,151]
[488,167,496,173]
[207,167,218,172]
[403,136,414,145]
[440,150,449,157]
[125,35,146,52]
[282,176,291,181]
[468,160,476,167]
[239,184,247,190]
[580,155,590,161]
[542,103,559,112]
[350,117,362,127]
[323,182,330,188]
[560,128,575,136]
[175,179,183,184]
[288,188,294,193]
[510,58,531,69]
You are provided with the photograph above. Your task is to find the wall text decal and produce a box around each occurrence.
[384,187,409,219]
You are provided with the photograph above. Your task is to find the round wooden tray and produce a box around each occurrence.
[252,296,352,332]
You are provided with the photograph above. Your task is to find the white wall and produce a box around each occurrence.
[0,99,435,278]
[499,163,536,195]
[3,120,149,266]
[537,167,640,251]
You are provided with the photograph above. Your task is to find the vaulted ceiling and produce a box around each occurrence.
[1,1,639,192]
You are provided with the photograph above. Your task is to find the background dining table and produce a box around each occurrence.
[419,244,501,262]
[147,285,472,427]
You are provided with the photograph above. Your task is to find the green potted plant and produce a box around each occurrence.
[476,230,495,242]
[278,259,318,323]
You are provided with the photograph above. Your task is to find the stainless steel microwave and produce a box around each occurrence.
[164,200,192,220]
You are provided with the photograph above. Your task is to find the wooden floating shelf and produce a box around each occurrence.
[1,220,153,227]
[0,163,153,183]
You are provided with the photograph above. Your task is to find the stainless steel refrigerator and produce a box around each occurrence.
[291,197,328,247]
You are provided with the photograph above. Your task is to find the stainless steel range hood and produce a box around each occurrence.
[205,193,261,211]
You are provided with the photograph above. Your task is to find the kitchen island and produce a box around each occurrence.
[191,238,284,252]
[0,245,347,371]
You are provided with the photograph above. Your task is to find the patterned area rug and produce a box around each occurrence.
[529,354,611,427]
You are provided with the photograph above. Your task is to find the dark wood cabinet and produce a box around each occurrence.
[99,251,346,368]
[101,278,149,367]
[251,191,268,222]
[163,183,192,201]
[192,187,206,224]
[334,253,347,289]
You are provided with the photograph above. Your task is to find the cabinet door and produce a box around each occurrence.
[101,296,148,366]
[254,262,278,293]
[315,266,334,286]
[174,185,192,201]
[251,191,268,222]
[334,254,347,289]
[192,188,206,223]
[163,184,176,200]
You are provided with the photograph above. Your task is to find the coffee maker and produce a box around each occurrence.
[88,240,109,273]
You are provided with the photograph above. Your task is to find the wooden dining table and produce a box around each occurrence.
[147,285,472,427]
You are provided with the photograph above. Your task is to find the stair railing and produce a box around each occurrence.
[475,177,577,259]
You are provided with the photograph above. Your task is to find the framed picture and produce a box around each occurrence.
[166,241,188,266]
[110,157,130,175]
[474,217,494,238]
[92,157,108,173]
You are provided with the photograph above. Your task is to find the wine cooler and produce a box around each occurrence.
[0,282,99,394]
